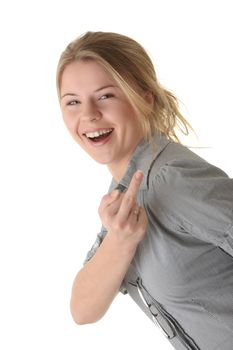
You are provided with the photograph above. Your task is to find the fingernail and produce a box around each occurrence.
[110,190,120,198]
[135,170,143,180]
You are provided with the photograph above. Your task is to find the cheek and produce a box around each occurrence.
[125,108,141,127]
[124,102,139,119]
[62,114,76,133]
[63,116,84,145]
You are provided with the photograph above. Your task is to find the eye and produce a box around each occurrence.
[67,99,80,106]
[99,93,114,101]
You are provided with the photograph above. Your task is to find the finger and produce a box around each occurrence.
[105,195,124,216]
[125,170,144,199]
[137,207,148,228]
[117,171,143,221]
[99,190,120,212]
[132,203,140,216]
[129,203,140,223]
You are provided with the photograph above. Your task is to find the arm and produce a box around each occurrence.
[70,232,136,324]
[70,171,148,325]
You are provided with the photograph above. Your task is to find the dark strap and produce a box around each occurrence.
[125,264,200,350]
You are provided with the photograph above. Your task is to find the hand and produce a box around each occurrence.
[98,171,148,252]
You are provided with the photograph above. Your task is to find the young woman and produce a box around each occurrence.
[57,31,233,350]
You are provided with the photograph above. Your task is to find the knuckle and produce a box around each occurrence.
[112,221,123,232]
[99,198,106,210]
[124,195,134,205]
[98,193,113,212]
[102,193,110,202]
[137,228,146,240]
[98,199,106,213]
[124,222,131,232]
[125,222,134,234]
[98,204,104,217]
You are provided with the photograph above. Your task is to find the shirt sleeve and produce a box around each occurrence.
[151,158,233,257]
[83,227,128,295]
[83,228,107,265]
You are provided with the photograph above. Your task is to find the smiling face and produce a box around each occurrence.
[60,59,144,180]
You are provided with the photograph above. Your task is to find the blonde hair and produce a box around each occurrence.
[57,31,192,143]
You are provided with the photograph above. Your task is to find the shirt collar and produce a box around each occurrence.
[109,132,171,192]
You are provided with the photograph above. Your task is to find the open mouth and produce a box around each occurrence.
[84,128,114,143]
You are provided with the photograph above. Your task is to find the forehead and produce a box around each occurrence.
[60,60,117,93]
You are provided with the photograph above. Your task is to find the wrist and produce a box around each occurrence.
[104,231,137,261]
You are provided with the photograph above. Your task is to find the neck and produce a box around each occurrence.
[107,136,144,182]
[107,156,130,182]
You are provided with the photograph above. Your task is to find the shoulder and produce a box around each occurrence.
[148,141,228,186]
[147,141,230,208]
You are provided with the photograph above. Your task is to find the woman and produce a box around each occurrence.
[57,31,233,350]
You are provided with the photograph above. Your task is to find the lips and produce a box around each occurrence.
[83,128,114,146]
[84,128,114,140]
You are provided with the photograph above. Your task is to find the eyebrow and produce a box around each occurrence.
[61,85,117,99]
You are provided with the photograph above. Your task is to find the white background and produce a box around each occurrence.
[0,1,232,349]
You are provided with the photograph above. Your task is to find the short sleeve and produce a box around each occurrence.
[151,159,233,257]
[83,227,128,295]
[83,228,107,265]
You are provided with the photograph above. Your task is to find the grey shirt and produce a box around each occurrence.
[85,134,233,350]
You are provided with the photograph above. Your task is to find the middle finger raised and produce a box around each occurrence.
[117,171,143,221]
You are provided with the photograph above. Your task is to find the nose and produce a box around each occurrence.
[80,101,102,122]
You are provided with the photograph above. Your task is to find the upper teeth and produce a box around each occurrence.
[85,129,113,138]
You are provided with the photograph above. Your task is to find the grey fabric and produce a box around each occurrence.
[84,134,233,349]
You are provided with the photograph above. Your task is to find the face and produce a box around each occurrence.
[60,60,144,179]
